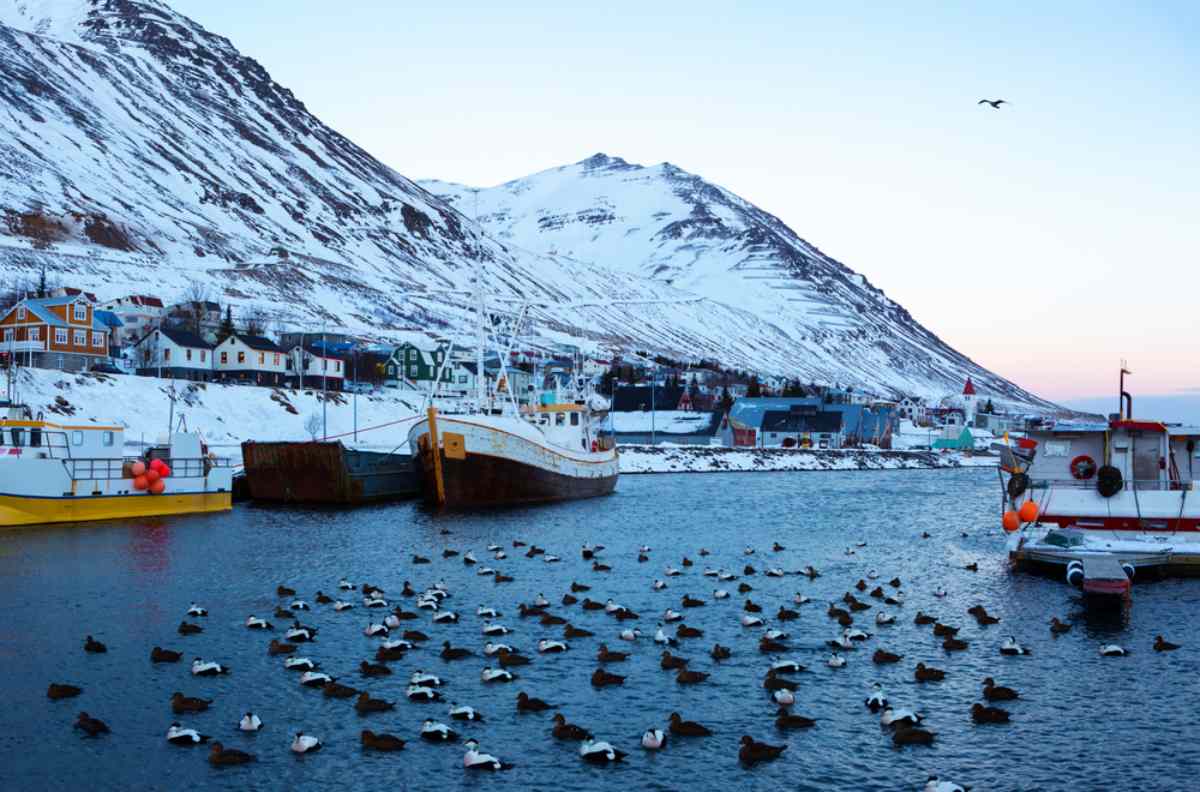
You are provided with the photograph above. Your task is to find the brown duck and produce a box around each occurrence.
[376,645,406,662]
[676,624,703,639]
[323,681,358,699]
[151,646,183,663]
[75,712,109,736]
[942,637,969,652]
[759,637,787,654]
[276,585,296,597]
[208,741,254,765]
[739,735,786,765]
[440,642,472,661]
[49,683,83,700]
[762,671,796,691]
[669,712,712,736]
[892,724,936,745]
[516,691,555,711]
[914,612,936,626]
[178,621,203,636]
[551,712,592,740]
[774,707,816,729]
[84,636,107,654]
[660,651,688,670]
[540,613,567,627]
[872,648,902,664]
[562,593,579,606]
[404,630,429,642]
[1049,617,1072,636]
[581,599,605,611]
[597,644,628,663]
[268,639,296,656]
[932,623,959,638]
[496,650,530,668]
[737,582,753,594]
[681,595,705,608]
[971,703,1010,724]
[982,677,1018,701]
[711,643,732,660]
[361,729,405,751]
[171,692,211,714]
[591,668,626,688]
[914,662,945,682]
[570,581,590,593]
[1154,635,1181,652]
[744,599,762,613]
[869,586,885,599]
[855,579,867,591]
[273,606,292,619]
[355,692,395,714]
[360,660,391,677]
[776,607,799,622]
[564,624,594,639]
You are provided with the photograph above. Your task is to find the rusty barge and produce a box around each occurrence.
[240,440,421,505]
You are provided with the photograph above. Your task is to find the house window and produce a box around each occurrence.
[73,329,86,346]
[73,303,87,322]
[163,349,171,362]
[3,329,11,342]
[322,360,327,371]
[201,351,206,362]
[237,351,245,364]
[272,353,279,365]
[408,349,417,361]
[29,327,38,341]
[92,334,103,348]
[335,361,341,373]
[221,351,228,364]
[459,375,467,384]
[258,352,264,365]
[16,306,25,320]
[55,328,68,345]
[186,349,192,361]
[570,412,580,426]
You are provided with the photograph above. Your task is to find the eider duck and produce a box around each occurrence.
[284,625,315,642]
[75,712,109,737]
[892,724,936,745]
[420,719,458,741]
[299,671,332,687]
[654,625,678,646]
[360,660,391,677]
[481,667,514,683]
[741,614,765,628]
[738,735,786,765]
[208,741,253,765]
[449,702,483,721]
[323,680,358,699]
[663,609,684,623]
[982,677,1019,701]
[775,708,816,729]
[591,668,626,688]
[593,561,612,573]
[363,622,388,637]
[274,606,292,619]
[676,624,704,639]
[714,589,730,600]
[440,642,472,661]
[239,712,262,732]
[339,579,356,591]
[432,611,459,624]
[190,657,230,676]
[669,712,712,736]
[915,662,945,682]
[276,585,296,597]
[406,684,443,702]
[914,612,936,626]
[652,579,667,591]
[477,605,500,618]
[770,658,805,674]
[289,600,310,612]
[999,636,1031,656]
[245,616,272,630]
[681,594,705,608]
[462,738,512,770]
[763,635,791,653]
[925,776,968,792]
[1154,635,1181,652]
[570,624,599,639]
[773,688,795,706]
[151,646,182,663]
[676,669,708,685]
[538,639,568,654]
[1100,644,1127,657]
[291,732,322,753]
[865,683,887,712]
[762,671,796,692]
[166,722,209,745]
[711,643,732,660]
[942,637,969,652]
[551,712,591,741]
[48,683,83,700]
[84,636,107,653]
[660,651,688,670]
[411,670,442,687]
[827,652,846,668]
[933,623,959,638]
[1050,617,1072,635]
[361,729,405,751]
[580,737,627,764]
[801,566,820,579]
[641,728,665,750]
[516,691,554,711]
[873,649,902,664]
[285,656,318,671]
[876,612,895,626]
[170,692,212,713]
[597,644,628,663]
[738,582,753,594]
[186,603,208,617]
[777,606,800,622]
[971,702,1011,724]
[880,706,922,728]
[482,622,511,637]
[744,599,762,614]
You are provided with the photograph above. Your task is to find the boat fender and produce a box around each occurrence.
[1122,563,1135,581]
[1007,472,1030,499]
[1069,455,1097,481]
[591,440,598,453]
[1096,465,1123,498]
[1065,561,1084,588]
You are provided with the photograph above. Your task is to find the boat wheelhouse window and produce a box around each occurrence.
[72,431,83,446]
[570,412,580,426]
[11,428,23,446]
[539,414,548,425]
[555,413,566,427]
[102,431,114,447]
[30,427,41,447]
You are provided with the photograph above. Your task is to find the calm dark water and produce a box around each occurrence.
[2,468,1199,791]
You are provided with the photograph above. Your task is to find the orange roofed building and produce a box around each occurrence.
[0,295,111,371]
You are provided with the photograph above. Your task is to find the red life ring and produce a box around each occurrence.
[591,440,598,453]
[1070,454,1097,480]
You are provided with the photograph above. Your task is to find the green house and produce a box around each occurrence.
[933,427,974,450]
[393,343,454,384]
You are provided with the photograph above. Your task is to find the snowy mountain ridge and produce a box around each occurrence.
[0,0,1049,406]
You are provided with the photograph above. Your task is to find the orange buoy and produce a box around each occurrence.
[130,461,146,477]
[1002,510,1020,532]
[145,468,160,484]
[1018,500,1039,523]
[149,458,166,472]
[160,464,172,478]
[149,479,166,495]
[133,475,148,491]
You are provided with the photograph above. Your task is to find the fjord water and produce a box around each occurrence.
[2,469,1197,791]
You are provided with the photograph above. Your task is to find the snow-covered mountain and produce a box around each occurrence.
[0,0,1049,406]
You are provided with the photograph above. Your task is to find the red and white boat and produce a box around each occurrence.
[999,375,1200,589]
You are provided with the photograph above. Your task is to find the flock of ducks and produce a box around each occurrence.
[54,536,1184,787]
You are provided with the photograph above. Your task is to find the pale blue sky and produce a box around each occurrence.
[172,0,1199,401]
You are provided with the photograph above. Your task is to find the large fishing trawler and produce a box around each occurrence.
[0,404,233,527]
[998,369,1199,597]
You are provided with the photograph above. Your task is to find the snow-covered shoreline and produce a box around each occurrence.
[617,444,998,474]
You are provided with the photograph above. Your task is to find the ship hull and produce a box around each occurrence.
[410,414,618,509]
[241,441,421,505]
[0,491,231,527]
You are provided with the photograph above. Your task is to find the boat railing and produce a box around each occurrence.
[1034,478,1194,492]
[63,457,229,481]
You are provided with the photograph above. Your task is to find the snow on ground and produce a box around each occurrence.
[610,410,712,433]
[617,444,997,474]
[10,368,423,462]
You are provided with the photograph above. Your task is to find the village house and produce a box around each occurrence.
[163,300,223,341]
[130,328,214,381]
[213,334,287,385]
[97,294,164,346]
[0,295,111,371]
[287,344,345,391]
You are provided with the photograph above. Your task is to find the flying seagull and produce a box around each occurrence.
[978,99,1007,109]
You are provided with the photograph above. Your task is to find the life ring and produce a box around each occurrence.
[1069,455,1097,480]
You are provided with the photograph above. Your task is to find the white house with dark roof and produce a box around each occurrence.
[131,328,215,381]
[97,294,165,346]
[213,334,287,385]
[287,344,345,390]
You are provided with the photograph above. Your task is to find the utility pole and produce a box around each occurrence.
[352,348,358,443]
[321,323,328,441]
[651,363,657,446]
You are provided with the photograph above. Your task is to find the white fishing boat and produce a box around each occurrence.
[998,368,1200,593]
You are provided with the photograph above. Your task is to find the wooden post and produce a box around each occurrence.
[427,406,445,507]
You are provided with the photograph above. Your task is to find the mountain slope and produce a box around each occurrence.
[0,1,1047,405]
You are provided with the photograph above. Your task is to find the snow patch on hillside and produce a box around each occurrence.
[617,444,997,473]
